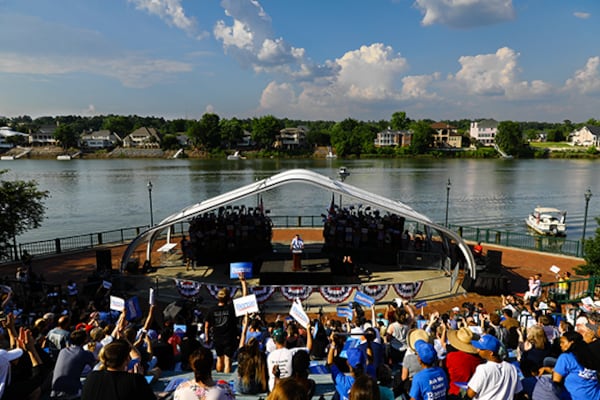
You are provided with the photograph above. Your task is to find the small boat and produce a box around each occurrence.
[326,146,337,159]
[1,155,15,160]
[526,207,567,236]
[57,154,72,160]
[227,151,246,160]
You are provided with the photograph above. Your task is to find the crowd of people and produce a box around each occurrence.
[185,206,273,266]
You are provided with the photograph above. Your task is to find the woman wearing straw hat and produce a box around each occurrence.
[445,327,482,400]
[399,329,431,396]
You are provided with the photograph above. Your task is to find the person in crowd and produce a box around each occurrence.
[328,346,366,400]
[467,334,523,400]
[386,305,413,367]
[290,234,304,272]
[521,358,565,400]
[46,315,71,357]
[236,314,268,394]
[349,374,380,400]
[376,364,394,400]
[409,339,448,400]
[267,377,308,400]
[472,242,484,263]
[445,327,482,400]
[552,330,600,400]
[358,326,385,379]
[179,323,202,371]
[50,329,97,398]
[400,329,429,396]
[520,324,551,370]
[499,309,520,350]
[309,319,329,360]
[524,274,542,306]
[173,346,234,400]
[81,339,156,400]
[267,322,313,392]
[290,349,316,399]
[204,273,247,374]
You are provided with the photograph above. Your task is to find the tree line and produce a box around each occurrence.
[2,113,598,157]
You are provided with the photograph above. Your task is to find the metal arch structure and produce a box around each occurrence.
[120,168,476,278]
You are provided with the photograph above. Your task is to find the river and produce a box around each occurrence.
[2,158,598,244]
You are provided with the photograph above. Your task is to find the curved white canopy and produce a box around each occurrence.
[120,168,476,277]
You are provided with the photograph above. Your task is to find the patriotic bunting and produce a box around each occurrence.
[360,284,389,301]
[250,286,277,304]
[206,284,239,300]
[174,279,202,298]
[280,286,313,302]
[319,286,354,304]
[392,281,423,300]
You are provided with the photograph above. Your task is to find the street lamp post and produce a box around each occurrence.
[582,187,593,250]
[445,178,451,227]
[147,181,154,226]
[338,167,350,208]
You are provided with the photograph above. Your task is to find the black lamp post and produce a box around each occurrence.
[445,178,451,227]
[147,181,154,226]
[338,167,350,207]
[582,187,592,249]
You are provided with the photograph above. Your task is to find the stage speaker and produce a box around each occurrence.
[485,250,503,273]
[96,249,112,273]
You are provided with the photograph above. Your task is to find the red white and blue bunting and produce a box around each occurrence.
[205,284,239,300]
[280,286,313,302]
[360,284,389,301]
[319,286,354,304]
[174,279,202,298]
[392,281,423,300]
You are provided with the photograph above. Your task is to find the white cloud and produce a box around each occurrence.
[414,0,515,28]
[128,0,207,39]
[451,47,551,98]
[565,57,600,94]
[574,12,591,20]
[401,74,440,100]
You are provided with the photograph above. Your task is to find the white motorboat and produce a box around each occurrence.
[227,151,246,160]
[325,146,337,159]
[526,207,567,236]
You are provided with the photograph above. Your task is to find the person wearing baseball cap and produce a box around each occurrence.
[466,334,523,399]
[409,339,448,400]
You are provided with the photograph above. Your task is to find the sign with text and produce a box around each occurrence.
[149,288,155,306]
[289,299,310,328]
[550,265,561,274]
[229,262,253,279]
[102,280,112,289]
[414,300,427,309]
[109,295,125,311]
[125,296,142,321]
[353,291,375,308]
[233,294,259,316]
[336,305,353,319]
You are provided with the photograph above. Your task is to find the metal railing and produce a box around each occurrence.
[450,224,582,257]
[541,277,599,304]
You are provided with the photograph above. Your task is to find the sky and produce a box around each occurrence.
[0,0,599,123]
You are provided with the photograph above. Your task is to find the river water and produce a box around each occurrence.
[3,158,598,244]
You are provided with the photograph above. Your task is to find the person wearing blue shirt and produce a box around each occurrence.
[409,339,448,400]
[553,331,600,400]
[328,344,365,400]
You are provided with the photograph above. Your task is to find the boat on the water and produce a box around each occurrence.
[525,207,567,236]
[227,150,246,160]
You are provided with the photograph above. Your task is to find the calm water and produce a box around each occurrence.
[2,158,599,244]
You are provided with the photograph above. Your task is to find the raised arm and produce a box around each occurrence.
[239,314,249,349]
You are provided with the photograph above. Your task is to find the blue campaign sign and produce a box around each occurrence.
[229,262,253,279]
[337,306,353,319]
[125,296,142,321]
[414,300,427,309]
[354,291,375,308]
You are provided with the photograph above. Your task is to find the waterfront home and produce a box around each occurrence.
[275,126,307,149]
[431,122,462,148]
[29,124,58,146]
[80,129,122,150]
[469,119,498,146]
[569,125,600,147]
[122,127,161,148]
[0,127,29,149]
[374,128,412,147]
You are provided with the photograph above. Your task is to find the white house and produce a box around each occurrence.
[469,119,498,146]
[122,127,161,148]
[275,126,307,149]
[80,130,121,149]
[29,124,58,146]
[569,125,600,147]
[0,127,29,149]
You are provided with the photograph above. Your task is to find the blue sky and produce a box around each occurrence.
[0,0,599,123]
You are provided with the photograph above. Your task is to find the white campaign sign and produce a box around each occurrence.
[233,294,259,317]
[289,299,310,328]
[110,295,125,311]
[149,288,155,306]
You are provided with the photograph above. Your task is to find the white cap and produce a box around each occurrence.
[350,327,364,336]
[452,307,460,312]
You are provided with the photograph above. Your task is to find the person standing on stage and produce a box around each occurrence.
[290,234,304,272]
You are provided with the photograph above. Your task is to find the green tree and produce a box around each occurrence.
[496,121,524,156]
[409,120,434,154]
[0,171,49,259]
[330,118,360,157]
[576,217,600,276]
[546,128,565,142]
[390,111,410,130]
[53,124,79,149]
[102,115,134,137]
[251,115,283,149]
[219,118,244,149]
[160,134,180,150]
[197,113,221,149]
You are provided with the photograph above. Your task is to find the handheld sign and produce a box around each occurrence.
[102,280,112,289]
[110,295,125,312]
[125,296,142,320]
[337,305,353,319]
[149,288,155,306]
[289,299,310,328]
[550,265,561,274]
[229,262,253,279]
[233,294,259,317]
[354,291,375,308]
[414,300,427,309]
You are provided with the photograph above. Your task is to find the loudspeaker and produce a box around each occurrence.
[96,249,112,273]
[485,250,503,273]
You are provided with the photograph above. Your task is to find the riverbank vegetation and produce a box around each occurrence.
[1,113,598,159]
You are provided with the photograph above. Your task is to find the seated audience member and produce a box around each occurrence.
[267,377,308,400]
[552,331,600,400]
[81,339,156,400]
[445,327,482,400]
[50,329,96,399]
[291,350,316,399]
[350,374,380,400]
[174,346,234,400]
[409,339,448,400]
